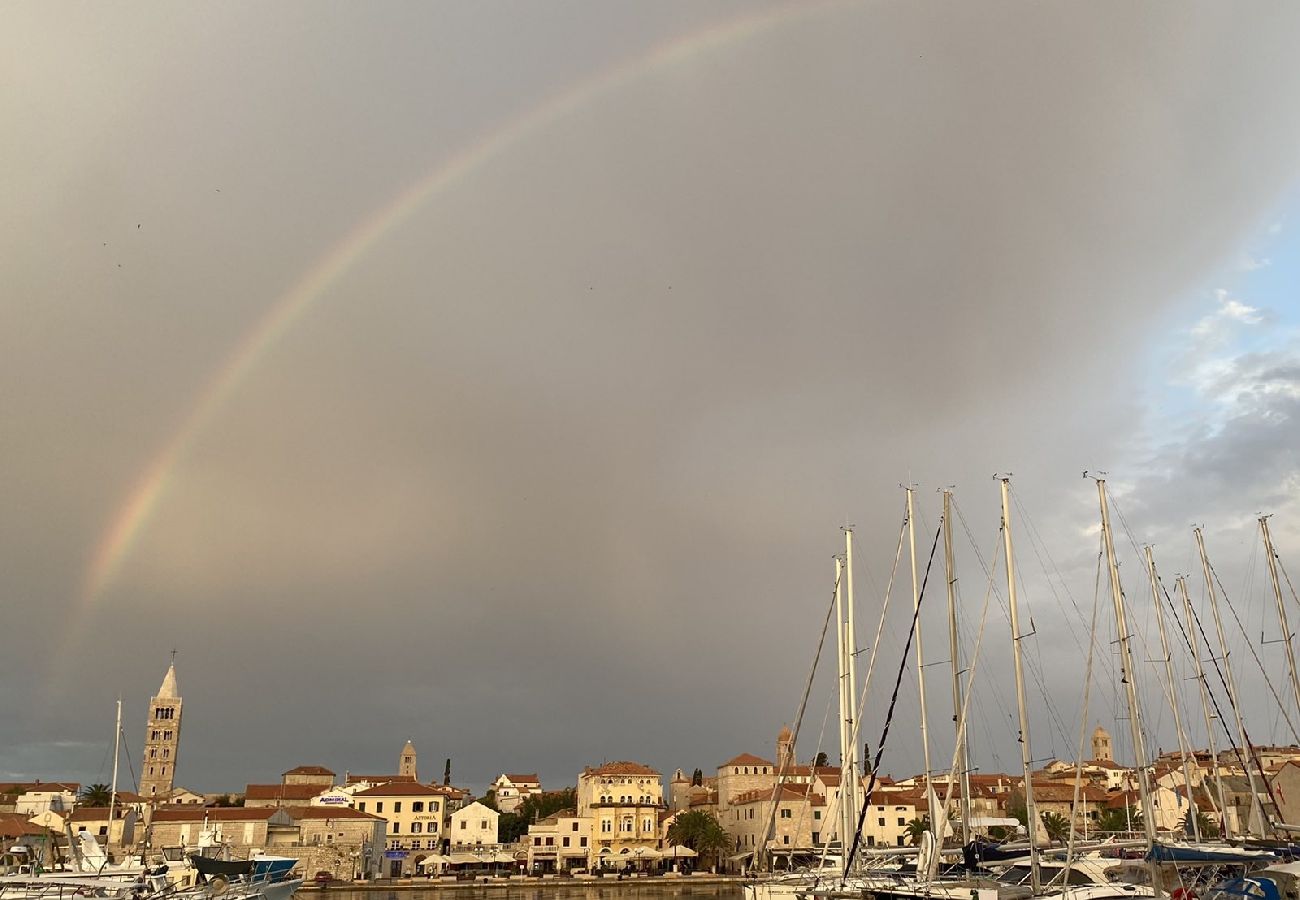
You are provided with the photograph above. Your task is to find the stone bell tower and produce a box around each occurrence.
[1092,725,1114,763]
[400,740,418,779]
[140,658,183,798]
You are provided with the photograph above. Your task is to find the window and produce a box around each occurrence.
[480,820,487,829]
[601,820,612,833]
[896,836,905,847]
[359,803,366,813]
[571,822,579,831]
[460,821,467,830]
[534,837,542,846]
[562,837,570,847]
[391,822,400,833]
[580,837,587,847]
[376,802,384,814]
[897,818,906,827]
[411,822,422,833]
[782,835,790,845]
[814,811,821,820]
[432,800,441,812]
[429,821,439,832]
[427,840,438,850]
[878,817,885,827]
[394,802,402,813]
[413,802,424,812]
[780,809,792,819]
[813,831,820,844]
[545,837,553,846]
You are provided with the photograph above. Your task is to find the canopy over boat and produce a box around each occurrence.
[1147,843,1277,864]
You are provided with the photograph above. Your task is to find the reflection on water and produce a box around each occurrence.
[326,885,742,900]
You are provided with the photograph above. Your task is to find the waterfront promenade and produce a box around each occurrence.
[319,881,743,899]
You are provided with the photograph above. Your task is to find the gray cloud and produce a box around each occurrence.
[4,1,1300,791]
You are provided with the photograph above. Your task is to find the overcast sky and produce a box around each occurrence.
[5,2,1300,796]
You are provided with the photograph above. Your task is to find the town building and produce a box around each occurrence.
[524,808,592,874]
[353,781,448,876]
[577,761,664,862]
[448,800,499,848]
[244,783,325,808]
[139,662,183,799]
[490,773,541,813]
[283,766,336,788]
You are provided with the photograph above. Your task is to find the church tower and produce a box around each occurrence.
[776,724,795,771]
[1092,725,1114,762]
[140,660,183,798]
[399,740,418,779]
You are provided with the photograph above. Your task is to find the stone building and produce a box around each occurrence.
[399,742,418,780]
[577,761,664,859]
[244,783,325,808]
[140,662,183,799]
[1092,725,1114,763]
[283,766,336,788]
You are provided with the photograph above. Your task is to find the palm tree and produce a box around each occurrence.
[666,810,730,869]
[1040,811,1070,842]
[905,816,931,846]
[79,784,112,807]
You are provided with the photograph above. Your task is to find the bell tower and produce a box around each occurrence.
[140,656,183,798]
[400,740,418,779]
[1092,725,1113,762]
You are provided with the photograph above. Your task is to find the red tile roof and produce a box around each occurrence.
[502,774,540,785]
[282,806,382,821]
[344,774,416,785]
[152,807,281,822]
[732,784,825,806]
[283,765,335,777]
[353,782,447,798]
[0,813,39,838]
[721,753,774,769]
[583,761,661,777]
[245,784,322,801]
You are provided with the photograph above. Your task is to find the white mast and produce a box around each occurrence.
[843,526,860,850]
[943,489,972,845]
[109,697,121,845]
[1260,516,1300,723]
[907,487,939,849]
[1144,548,1199,841]
[1176,574,1231,838]
[1095,480,1158,874]
[1193,527,1267,837]
[999,476,1040,894]
[834,553,852,863]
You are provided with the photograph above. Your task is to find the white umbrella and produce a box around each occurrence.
[665,845,697,857]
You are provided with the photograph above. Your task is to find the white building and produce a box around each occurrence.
[448,800,499,848]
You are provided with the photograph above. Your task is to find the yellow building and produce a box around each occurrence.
[577,761,663,864]
[353,782,447,876]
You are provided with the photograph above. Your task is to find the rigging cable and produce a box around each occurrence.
[845,520,942,875]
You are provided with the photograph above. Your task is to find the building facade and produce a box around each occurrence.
[140,663,183,799]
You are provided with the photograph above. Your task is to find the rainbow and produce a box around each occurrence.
[68,1,842,664]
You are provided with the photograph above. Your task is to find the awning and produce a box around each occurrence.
[665,845,697,857]
[417,855,452,868]
[626,848,661,859]
[728,852,753,862]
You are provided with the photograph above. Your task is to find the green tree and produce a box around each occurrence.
[666,810,730,868]
[905,816,931,846]
[691,769,703,787]
[813,752,829,768]
[1006,788,1028,828]
[1040,811,1070,842]
[480,790,498,812]
[443,759,451,786]
[1183,807,1218,839]
[1097,806,1141,834]
[79,784,112,807]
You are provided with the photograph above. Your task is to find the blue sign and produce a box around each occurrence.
[384,851,408,860]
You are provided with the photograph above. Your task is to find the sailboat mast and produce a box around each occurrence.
[999,477,1040,895]
[1095,481,1158,859]
[907,488,939,838]
[1176,574,1231,838]
[1193,527,1267,837]
[843,527,860,845]
[1144,548,1199,842]
[942,489,972,845]
[1260,516,1300,722]
[834,553,851,863]
[109,698,121,841]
